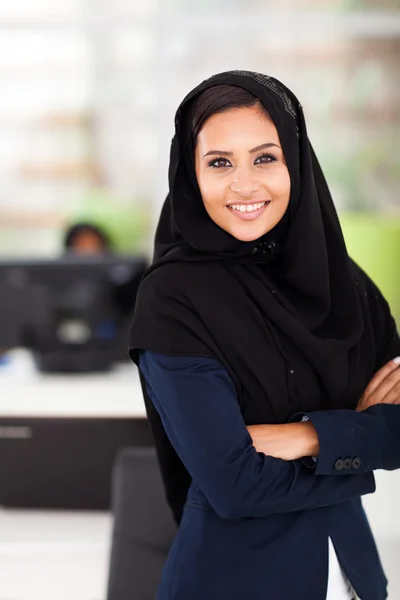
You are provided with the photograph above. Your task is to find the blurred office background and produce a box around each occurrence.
[0,1,399,599]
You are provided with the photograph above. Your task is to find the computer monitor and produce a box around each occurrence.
[0,255,147,372]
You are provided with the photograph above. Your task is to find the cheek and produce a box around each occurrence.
[263,166,291,200]
[197,172,227,208]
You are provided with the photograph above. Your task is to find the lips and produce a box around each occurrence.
[227,200,271,221]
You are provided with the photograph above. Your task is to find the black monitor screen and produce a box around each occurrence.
[0,256,147,372]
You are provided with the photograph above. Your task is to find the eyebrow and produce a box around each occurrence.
[203,142,280,158]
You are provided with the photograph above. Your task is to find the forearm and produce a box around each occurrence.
[202,422,372,518]
[294,405,400,475]
[247,422,319,461]
[188,441,375,519]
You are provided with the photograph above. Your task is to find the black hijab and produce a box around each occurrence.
[129,71,378,523]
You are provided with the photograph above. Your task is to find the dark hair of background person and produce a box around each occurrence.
[189,84,271,144]
[63,222,111,252]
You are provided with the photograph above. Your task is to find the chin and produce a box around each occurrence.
[229,221,275,243]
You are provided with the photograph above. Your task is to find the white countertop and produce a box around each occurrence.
[1,355,400,553]
[0,349,146,418]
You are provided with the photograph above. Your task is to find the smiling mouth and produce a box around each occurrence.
[227,200,270,214]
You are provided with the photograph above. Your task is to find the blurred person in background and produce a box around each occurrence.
[129,72,400,600]
[63,220,143,319]
[63,219,138,325]
[63,222,112,255]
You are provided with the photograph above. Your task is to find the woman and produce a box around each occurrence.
[63,222,111,255]
[129,71,400,600]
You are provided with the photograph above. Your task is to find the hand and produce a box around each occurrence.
[246,422,319,461]
[356,357,400,412]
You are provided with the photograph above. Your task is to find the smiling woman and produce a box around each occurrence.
[128,71,400,600]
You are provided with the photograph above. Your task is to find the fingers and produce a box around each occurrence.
[365,368,400,406]
[363,357,400,399]
[381,380,400,405]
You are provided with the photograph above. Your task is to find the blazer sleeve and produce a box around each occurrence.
[139,350,375,520]
[295,285,400,477]
[294,405,400,476]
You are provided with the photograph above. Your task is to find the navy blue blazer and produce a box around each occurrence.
[140,350,400,600]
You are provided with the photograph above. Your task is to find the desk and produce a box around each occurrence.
[0,350,151,509]
[0,349,146,418]
[4,352,399,538]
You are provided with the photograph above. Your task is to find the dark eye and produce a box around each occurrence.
[254,153,277,165]
[208,157,232,169]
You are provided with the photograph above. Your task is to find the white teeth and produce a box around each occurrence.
[229,201,267,213]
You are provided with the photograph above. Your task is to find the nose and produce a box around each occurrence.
[229,170,261,197]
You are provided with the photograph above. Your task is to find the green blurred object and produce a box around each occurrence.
[63,187,151,254]
[340,212,400,326]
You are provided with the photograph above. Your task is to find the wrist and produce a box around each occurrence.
[298,421,319,457]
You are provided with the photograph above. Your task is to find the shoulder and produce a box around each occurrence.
[134,264,193,320]
[136,261,226,309]
[350,259,389,305]
[131,264,216,357]
[138,262,202,298]
[350,259,400,364]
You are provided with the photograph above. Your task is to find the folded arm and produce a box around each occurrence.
[292,296,400,476]
[139,351,375,521]
[293,404,400,476]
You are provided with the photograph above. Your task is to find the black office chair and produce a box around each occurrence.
[107,447,176,600]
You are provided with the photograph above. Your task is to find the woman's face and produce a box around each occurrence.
[194,105,291,242]
[71,231,106,255]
